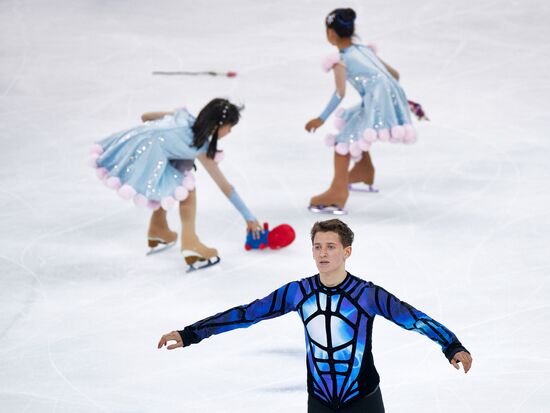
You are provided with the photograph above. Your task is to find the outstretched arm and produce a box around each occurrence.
[197,152,261,237]
[141,111,173,122]
[158,281,303,350]
[197,152,232,196]
[305,63,347,133]
[362,284,472,373]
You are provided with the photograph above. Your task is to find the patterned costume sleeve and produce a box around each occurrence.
[361,283,468,361]
[179,281,303,347]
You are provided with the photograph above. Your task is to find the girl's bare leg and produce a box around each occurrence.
[147,208,177,247]
[310,153,351,208]
[179,188,218,262]
[348,152,375,185]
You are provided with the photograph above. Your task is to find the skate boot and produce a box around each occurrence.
[309,152,351,215]
[147,228,178,255]
[348,152,377,193]
[181,241,220,272]
[308,187,349,215]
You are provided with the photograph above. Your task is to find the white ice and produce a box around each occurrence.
[1,0,549,412]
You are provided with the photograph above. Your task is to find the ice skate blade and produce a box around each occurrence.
[348,184,379,193]
[181,249,218,265]
[186,256,221,273]
[146,239,176,256]
[308,205,347,215]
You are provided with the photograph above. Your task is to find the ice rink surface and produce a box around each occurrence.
[1,0,549,412]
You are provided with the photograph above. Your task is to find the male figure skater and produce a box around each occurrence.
[158,219,472,412]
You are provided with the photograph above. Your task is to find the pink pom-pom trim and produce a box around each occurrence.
[147,200,161,211]
[378,129,390,142]
[366,43,378,54]
[322,53,341,72]
[90,144,104,155]
[173,186,189,201]
[182,174,195,191]
[325,134,336,147]
[88,154,99,168]
[106,176,121,189]
[214,150,225,163]
[334,117,346,131]
[351,154,363,163]
[133,194,148,207]
[335,143,349,155]
[117,185,136,200]
[161,197,176,210]
[358,139,371,152]
[96,167,108,179]
[363,128,377,143]
[391,125,405,141]
[183,172,195,183]
[349,141,362,158]
[403,124,417,144]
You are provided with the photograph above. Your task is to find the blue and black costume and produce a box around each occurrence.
[179,273,468,411]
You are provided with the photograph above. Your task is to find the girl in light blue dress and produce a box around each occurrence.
[305,8,416,214]
[89,98,261,270]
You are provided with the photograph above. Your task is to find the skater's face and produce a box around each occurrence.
[312,231,351,275]
[218,124,232,139]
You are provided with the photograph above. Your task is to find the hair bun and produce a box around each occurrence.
[327,8,356,38]
[341,8,356,22]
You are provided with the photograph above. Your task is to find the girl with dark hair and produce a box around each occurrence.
[305,8,416,214]
[90,98,262,270]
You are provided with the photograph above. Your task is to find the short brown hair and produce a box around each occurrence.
[310,219,354,247]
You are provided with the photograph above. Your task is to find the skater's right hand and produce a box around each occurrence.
[247,220,263,240]
[157,331,184,350]
[305,118,324,133]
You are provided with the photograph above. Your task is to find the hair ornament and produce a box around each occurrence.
[219,103,230,125]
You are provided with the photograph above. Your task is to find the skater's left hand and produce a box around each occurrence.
[247,220,262,240]
[451,351,472,374]
[305,118,324,133]
[157,331,184,350]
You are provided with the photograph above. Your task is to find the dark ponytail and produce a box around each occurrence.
[325,8,356,38]
[191,98,242,159]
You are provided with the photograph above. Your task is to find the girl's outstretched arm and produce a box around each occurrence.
[197,153,262,237]
[305,62,347,132]
[141,111,173,122]
[197,152,232,196]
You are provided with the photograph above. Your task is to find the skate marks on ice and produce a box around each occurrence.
[2,0,550,411]
[0,233,125,411]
